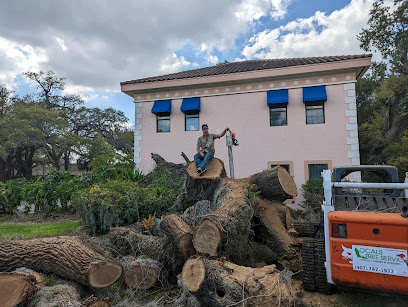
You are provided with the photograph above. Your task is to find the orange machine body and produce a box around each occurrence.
[329,211,408,294]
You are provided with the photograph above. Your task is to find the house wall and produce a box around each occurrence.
[136,77,359,205]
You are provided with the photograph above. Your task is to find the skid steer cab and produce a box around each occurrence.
[302,166,408,295]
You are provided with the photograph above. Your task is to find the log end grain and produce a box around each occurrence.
[187,158,226,180]
[193,219,221,256]
[179,233,196,260]
[181,257,206,293]
[277,166,298,197]
[88,262,123,288]
[122,258,163,290]
[0,275,33,307]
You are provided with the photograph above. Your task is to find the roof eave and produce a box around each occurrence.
[121,56,372,95]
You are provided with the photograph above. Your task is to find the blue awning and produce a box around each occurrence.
[303,86,327,103]
[267,89,288,104]
[181,97,201,112]
[151,100,171,114]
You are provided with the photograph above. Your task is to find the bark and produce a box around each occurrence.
[0,268,45,307]
[250,166,297,202]
[160,214,196,259]
[0,236,122,288]
[181,256,301,307]
[119,256,164,290]
[253,201,301,271]
[170,158,226,213]
[193,178,253,259]
[107,227,184,274]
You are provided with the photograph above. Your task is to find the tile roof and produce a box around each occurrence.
[121,54,371,85]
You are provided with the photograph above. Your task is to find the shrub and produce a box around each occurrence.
[72,171,180,235]
[301,178,324,206]
[0,179,26,213]
[72,181,144,235]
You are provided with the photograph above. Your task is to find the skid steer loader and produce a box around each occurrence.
[302,165,408,295]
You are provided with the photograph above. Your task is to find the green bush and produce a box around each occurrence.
[72,181,143,235]
[0,179,26,213]
[72,171,179,235]
[23,170,77,215]
[301,178,324,206]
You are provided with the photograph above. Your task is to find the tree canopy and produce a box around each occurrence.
[357,0,408,178]
[0,71,134,181]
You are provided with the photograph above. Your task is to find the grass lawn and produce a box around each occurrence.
[0,220,83,238]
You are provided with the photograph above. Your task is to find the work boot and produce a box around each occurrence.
[199,169,207,176]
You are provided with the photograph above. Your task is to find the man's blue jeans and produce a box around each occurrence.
[194,151,214,170]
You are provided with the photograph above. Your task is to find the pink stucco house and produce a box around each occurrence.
[121,54,372,204]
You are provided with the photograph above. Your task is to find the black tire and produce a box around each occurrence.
[315,239,334,294]
[302,238,316,292]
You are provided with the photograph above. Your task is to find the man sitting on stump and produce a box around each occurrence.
[195,124,228,176]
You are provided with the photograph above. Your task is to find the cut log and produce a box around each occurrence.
[120,256,164,290]
[186,158,226,180]
[160,214,196,259]
[0,268,45,307]
[250,166,297,202]
[0,237,122,288]
[181,256,302,307]
[83,297,110,307]
[182,200,218,228]
[193,179,253,259]
[254,200,301,271]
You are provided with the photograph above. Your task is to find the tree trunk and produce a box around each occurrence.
[160,214,196,260]
[253,200,301,271]
[170,158,226,213]
[0,236,122,288]
[250,166,297,202]
[119,256,164,290]
[181,256,301,307]
[0,268,45,307]
[193,178,253,259]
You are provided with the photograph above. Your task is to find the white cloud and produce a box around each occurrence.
[56,37,67,52]
[160,53,191,74]
[207,55,219,65]
[242,0,392,61]
[235,0,291,22]
[0,36,47,88]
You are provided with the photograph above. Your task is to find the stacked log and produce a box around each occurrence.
[120,256,164,290]
[0,236,122,288]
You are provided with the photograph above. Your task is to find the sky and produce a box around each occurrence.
[0,0,390,125]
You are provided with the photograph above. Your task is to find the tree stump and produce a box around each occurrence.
[120,256,164,290]
[0,237,122,288]
[193,178,253,258]
[0,268,45,307]
[170,158,226,212]
[181,256,301,307]
[250,166,297,202]
[160,214,196,259]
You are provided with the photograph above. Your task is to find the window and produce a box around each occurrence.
[270,164,290,173]
[305,101,325,124]
[270,103,287,126]
[185,111,199,131]
[268,161,294,176]
[308,164,328,179]
[157,113,170,133]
